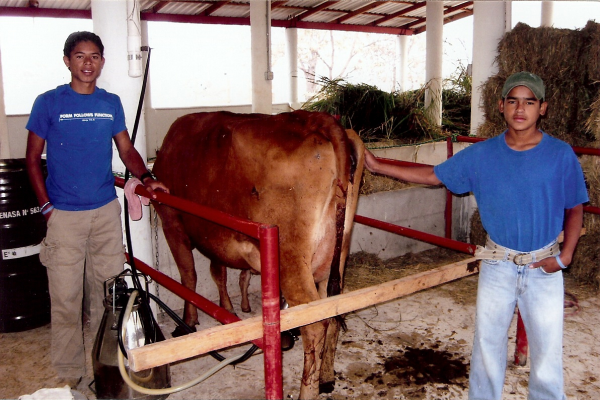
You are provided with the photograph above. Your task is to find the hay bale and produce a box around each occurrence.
[571,154,600,290]
[582,21,600,83]
[360,169,411,195]
[469,209,487,247]
[585,95,600,141]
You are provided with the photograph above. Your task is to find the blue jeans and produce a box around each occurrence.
[469,258,566,400]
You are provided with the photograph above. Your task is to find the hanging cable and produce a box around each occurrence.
[122,44,158,345]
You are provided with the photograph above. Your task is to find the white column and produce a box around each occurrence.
[140,19,159,158]
[250,0,273,114]
[470,2,507,136]
[286,27,299,109]
[0,46,10,159]
[541,1,554,27]
[505,1,512,32]
[396,35,408,92]
[425,1,443,126]
[91,0,154,271]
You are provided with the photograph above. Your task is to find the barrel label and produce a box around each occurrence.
[0,207,41,219]
[2,243,42,260]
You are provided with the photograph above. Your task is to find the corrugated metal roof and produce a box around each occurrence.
[0,0,474,35]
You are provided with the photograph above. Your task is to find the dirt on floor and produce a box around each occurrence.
[2,248,599,400]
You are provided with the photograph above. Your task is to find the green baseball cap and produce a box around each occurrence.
[501,71,545,100]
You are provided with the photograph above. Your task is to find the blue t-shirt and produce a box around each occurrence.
[26,84,127,211]
[434,131,589,252]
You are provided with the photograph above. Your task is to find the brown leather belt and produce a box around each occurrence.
[474,236,560,266]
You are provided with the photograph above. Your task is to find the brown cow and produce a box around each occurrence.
[152,110,364,399]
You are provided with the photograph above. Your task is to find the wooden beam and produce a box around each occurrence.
[128,257,478,372]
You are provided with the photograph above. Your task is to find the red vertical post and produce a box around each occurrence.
[514,309,528,366]
[445,137,454,239]
[259,225,283,400]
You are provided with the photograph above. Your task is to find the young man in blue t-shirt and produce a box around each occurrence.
[364,71,588,400]
[25,31,169,389]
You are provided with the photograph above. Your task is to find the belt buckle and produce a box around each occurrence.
[513,253,529,266]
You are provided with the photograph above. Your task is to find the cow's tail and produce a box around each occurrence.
[325,125,365,303]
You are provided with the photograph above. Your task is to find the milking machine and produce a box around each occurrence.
[92,271,170,399]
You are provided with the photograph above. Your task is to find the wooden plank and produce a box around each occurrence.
[129,257,478,372]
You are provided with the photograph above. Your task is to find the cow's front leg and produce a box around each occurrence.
[170,251,199,337]
[155,205,199,334]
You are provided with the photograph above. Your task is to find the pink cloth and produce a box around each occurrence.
[124,178,150,221]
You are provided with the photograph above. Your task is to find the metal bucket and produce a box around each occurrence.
[0,158,50,332]
[92,275,170,399]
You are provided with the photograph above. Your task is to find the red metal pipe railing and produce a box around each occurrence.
[259,225,283,400]
[115,177,283,399]
[514,309,529,366]
[584,205,600,215]
[354,214,477,255]
[445,138,455,239]
[377,158,423,168]
[124,253,262,347]
[117,177,261,238]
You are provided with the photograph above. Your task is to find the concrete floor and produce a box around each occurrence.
[2,273,599,400]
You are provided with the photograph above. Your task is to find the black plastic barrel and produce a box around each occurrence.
[0,158,50,332]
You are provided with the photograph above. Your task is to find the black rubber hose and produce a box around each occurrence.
[115,288,258,364]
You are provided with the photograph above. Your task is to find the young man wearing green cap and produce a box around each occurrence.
[364,71,588,399]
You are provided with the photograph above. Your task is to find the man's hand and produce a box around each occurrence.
[141,179,169,200]
[529,254,568,274]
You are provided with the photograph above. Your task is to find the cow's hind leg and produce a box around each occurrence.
[319,317,341,393]
[282,268,327,399]
[239,269,252,313]
[317,268,344,392]
[298,321,329,399]
[209,261,236,315]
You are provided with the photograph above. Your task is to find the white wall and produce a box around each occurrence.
[145,103,291,159]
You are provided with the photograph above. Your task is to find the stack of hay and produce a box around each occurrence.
[476,22,600,289]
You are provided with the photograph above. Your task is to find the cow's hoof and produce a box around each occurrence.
[171,324,196,338]
[319,381,335,394]
[241,306,251,313]
[281,330,298,351]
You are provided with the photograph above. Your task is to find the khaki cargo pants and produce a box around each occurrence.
[40,199,126,379]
